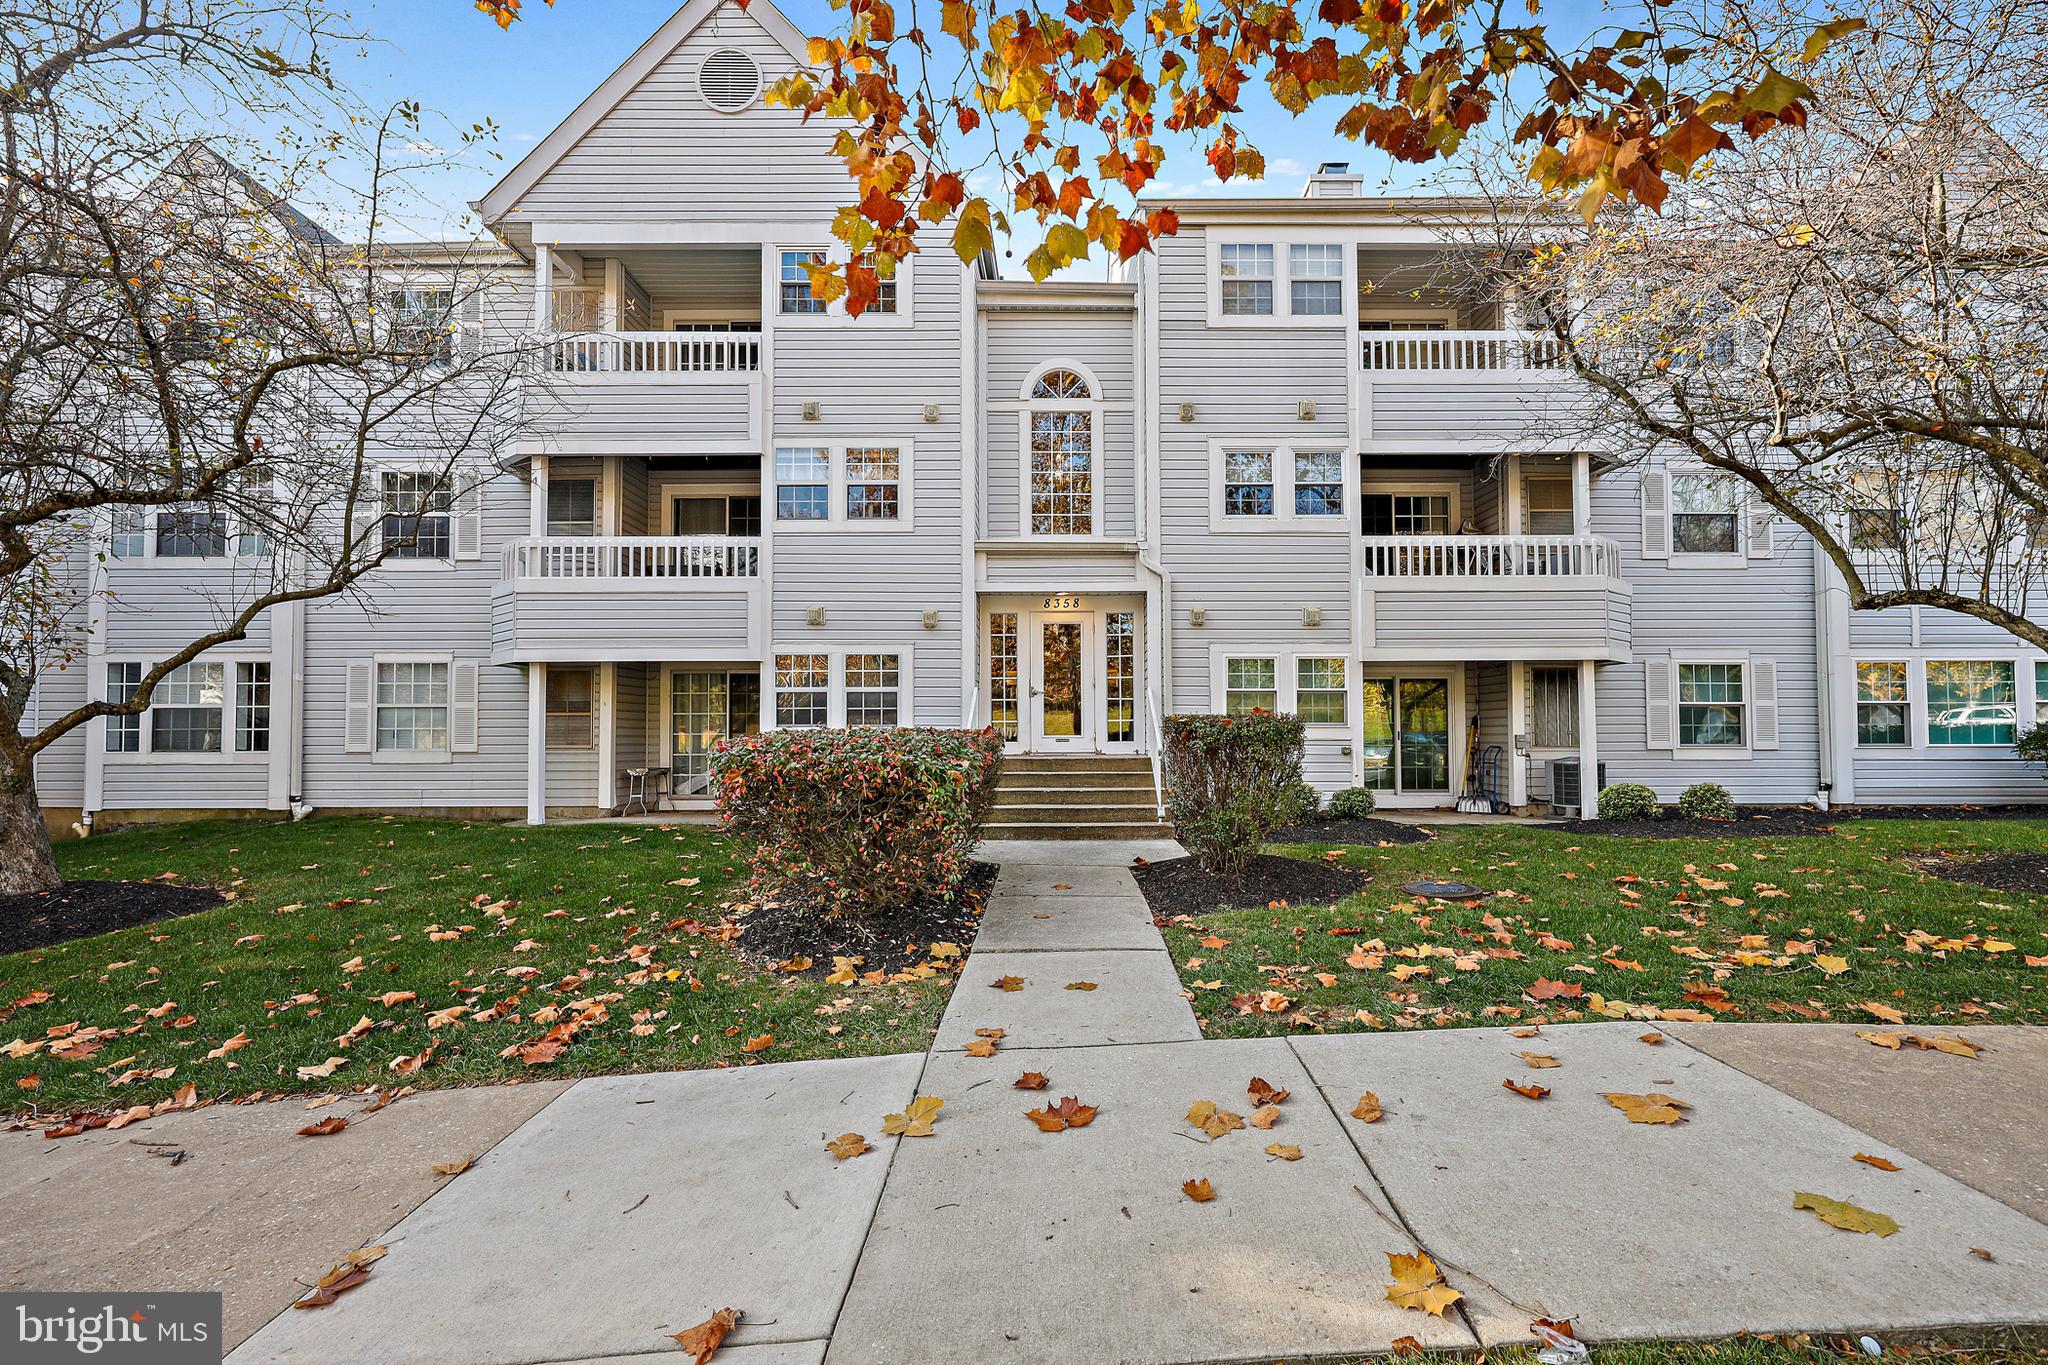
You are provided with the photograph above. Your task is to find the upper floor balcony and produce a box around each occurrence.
[1355,533,1631,662]
[1355,328,1581,454]
[490,533,765,664]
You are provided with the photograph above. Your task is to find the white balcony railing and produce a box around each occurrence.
[1360,329,1566,372]
[502,535,761,581]
[544,330,760,375]
[1361,534,1622,580]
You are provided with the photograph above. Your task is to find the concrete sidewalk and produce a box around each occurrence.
[11,838,2045,1364]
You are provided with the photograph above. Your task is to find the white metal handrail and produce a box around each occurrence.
[544,330,760,375]
[1360,329,1565,372]
[501,535,761,580]
[1143,689,1166,819]
[1361,534,1622,579]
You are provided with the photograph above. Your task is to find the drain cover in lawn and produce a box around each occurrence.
[1399,880,1487,900]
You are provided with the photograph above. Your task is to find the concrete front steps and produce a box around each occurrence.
[984,754,1173,841]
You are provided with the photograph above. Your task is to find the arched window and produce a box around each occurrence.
[1024,365,1097,535]
[1031,367,1092,400]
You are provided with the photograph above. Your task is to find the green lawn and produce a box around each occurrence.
[1330,1334,2048,1364]
[1,815,958,1116]
[1164,818,2048,1037]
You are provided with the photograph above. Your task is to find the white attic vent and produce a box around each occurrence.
[699,49,762,113]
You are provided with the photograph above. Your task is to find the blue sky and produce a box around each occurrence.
[342,0,1605,261]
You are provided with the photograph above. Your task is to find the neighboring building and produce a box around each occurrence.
[27,0,2048,832]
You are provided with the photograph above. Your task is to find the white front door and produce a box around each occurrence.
[1030,613,1093,751]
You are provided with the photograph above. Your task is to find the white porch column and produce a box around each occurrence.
[1572,451,1592,536]
[1507,660,1530,808]
[530,453,549,539]
[527,663,547,826]
[1576,659,1600,815]
[532,246,552,333]
[597,662,617,815]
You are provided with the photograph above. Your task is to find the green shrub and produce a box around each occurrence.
[1281,780,1322,826]
[1677,781,1737,821]
[1328,786,1378,819]
[1596,782,1661,821]
[2019,723,2048,775]
[713,726,1002,913]
[1163,711,1307,875]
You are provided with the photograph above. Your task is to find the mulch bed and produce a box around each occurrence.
[729,860,998,979]
[1268,815,1434,846]
[1538,807,1838,839]
[1834,803,2048,822]
[1924,853,2048,895]
[1132,852,1373,917]
[0,879,227,956]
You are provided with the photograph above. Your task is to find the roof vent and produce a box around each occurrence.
[699,49,762,113]
[1318,161,1350,174]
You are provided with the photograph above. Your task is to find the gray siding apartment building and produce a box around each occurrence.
[28,0,2048,833]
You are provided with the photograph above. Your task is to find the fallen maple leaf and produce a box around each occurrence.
[1265,1143,1303,1161]
[881,1095,943,1137]
[1860,1001,1907,1025]
[991,975,1025,992]
[1602,1092,1691,1125]
[1248,1104,1281,1130]
[379,990,416,1007]
[1857,1030,1904,1050]
[741,1034,774,1054]
[1391,1337,1424,1357]
[104,1104,153,1131]
[1247,1076,1290,1105]
[1519,1052,1561,1069]
[1852,1153,1902,1172]
[296,1056,348,1080]
[297,1116,349,1137]
[1014,1071,1050,1090]
[205,1031,251,1060]
[826,1132,871,1160]
[432,1155,474,1177]
[1503,1078,1551,1100]
[672,1307,742,1364]
[1814,954,1850,977]
[1064,981,1098,991]
[1181,1177,1216,1202]
[1793,1190,1898,1236]
[1186,1099,1244,1139]
[294,1246,384,1309]
[1970,1246,1996,1262]
[1385,1250,1463,1316]
[1024,1095,1098,1132]
[1351,1093,1384,1123]
[964,1037,998,1058]
[1639,1032,1664,1045]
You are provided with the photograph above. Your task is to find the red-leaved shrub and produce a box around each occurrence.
[714,726,1003,912]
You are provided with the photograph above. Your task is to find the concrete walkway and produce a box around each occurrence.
[11,839,2043,1364]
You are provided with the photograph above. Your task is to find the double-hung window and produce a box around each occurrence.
[773,654,829,727]
[1524,477,1574,535]
[154,506,230,558]
[387,288,454,364]
[844,654,901,726]
[1676,663,1745,747]
[546,667,596,748]
[844,448,900,520]
[1296,658,1347,724]
[235,662,271,752]
[2038,660,2048,725]
[1293,451,1344,517]
[381,472,451,559]
[1225,658,1278,715]
[778,250,829,315]
[105,663,142,753]
[1289,245,1344,315]
[1925,660,2015,745]
[1670,472,1740,555]
[376,661,450,752]
[1362,491,1453,536]
[235,471,274,557]
[151,662,225,754]
[775,445,907,525]
[547,478,596,537]
[1219,244,1275,316]
[1855,662,1909,746]
[1222,451,1275,517]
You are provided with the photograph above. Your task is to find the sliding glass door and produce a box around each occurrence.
[670,670,762,797]
[1358,676,1452,796]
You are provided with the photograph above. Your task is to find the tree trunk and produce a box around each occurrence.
[0,771,64,896]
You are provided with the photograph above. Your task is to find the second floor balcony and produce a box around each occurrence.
[1356,533,1631,662]
[490,534,765,664]
[1356,329,1579,454]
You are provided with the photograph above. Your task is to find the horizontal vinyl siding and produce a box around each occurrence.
[511,13,855,224]
[102,760,268,810]
[1155,227,1354,713]
[1590,463,1822,805]
[496,586,758,660]
[102,567,276,653]
[301,470,528,809]
[1364,377,1582,450]
[768,244,968,727]
[530,379,755,450]
[1366,587,1627,659]
[29,660,88,807]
